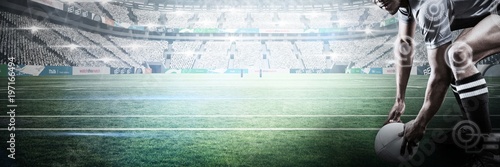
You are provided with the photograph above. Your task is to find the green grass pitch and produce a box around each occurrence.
[1,74,499,166]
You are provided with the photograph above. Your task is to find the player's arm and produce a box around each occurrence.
[385,19,416,125]
[399,43,453,155]
[415,44,453,129]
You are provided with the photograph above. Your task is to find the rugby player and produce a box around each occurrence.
[374,0,500,165]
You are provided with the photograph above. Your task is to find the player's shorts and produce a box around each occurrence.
[451,3,500,31]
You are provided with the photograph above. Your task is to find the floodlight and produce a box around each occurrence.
[67,44,79,50]
[364,27,372,34]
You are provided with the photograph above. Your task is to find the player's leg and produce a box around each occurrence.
[448,14,500,135]
[448,15,500,166]
[449,28,472,120]
[433,29,474,145]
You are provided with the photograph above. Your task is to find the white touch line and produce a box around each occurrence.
[0,114,476,118]
[2,96,496,101]
[1,128,457,131]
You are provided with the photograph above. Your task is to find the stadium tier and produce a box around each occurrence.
[222,12,248,29]
[101,2,133,24]
[232,41,263,69]
[169,41,203,69]
[63,1,397,29]
[193,41,231,69]
[0,12,68,66]
[1,0,499,70]
[192,12,221,29]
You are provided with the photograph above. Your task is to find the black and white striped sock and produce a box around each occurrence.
[455,73,492,134]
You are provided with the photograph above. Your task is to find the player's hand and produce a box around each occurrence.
[384,101,405,125]
[398,120,425,156]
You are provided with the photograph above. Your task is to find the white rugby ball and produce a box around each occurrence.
[374,123,418,163]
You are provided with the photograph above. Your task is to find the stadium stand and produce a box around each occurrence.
[165,12,193,28]
[132,8,161,26]
[336,8,364,28]
[249,13,276,28]
[365,7,390,26]
[77,30,142,68]
[194,41,231,69]
[295,41,327,69]
[9,0,492,70]
[266,41,302,69]
[305,12,333,28]
[0,22,66,66]
[232,41,263,69]
[51,24,130,68]
[76,2,107,18]
[0,7,431,70]
[329,37,383,65]
[101,2,133,24]
[69,2,394,31]
[276,13,305,29]
[221,12,248,29]
[0,12,67,66]
[193,12,221,28]
[169,41,203,69]
[359,35,396,68]
[109,36,169,66]
[362,32,428,68]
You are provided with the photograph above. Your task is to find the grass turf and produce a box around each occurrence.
[1,74,500,166]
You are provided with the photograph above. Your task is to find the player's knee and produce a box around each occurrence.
[447,42,473,70]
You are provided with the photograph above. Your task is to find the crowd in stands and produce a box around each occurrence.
[193,41,231,69]
[359,36,397,68]
[5,6,500,71]
[132,9,161,26]
[0,11,69,66]
[222,12,248,29]
[364,7,388,25]
[109,36,169,66]
[75,2,106,18]
[249,13,277,29]
[232,41,263,69]
[77,30,142,68]
[1,11,149,68]
[276,13,304,29]
[266,41,302,69]
[295,41,327,69]
[329,36,388,64]
[193,12,221,28]
[305,12,333,29]
[65,2,397,31]
[0,15,67,66]
[101,3,133,24]
[169,41,203,69]
[51,24,130,68]
[165,12,193,28]
[336,9,364,28]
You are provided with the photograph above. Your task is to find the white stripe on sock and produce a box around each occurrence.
[459,87,489,99]
[456,79,486,91]
[450,84,457,93]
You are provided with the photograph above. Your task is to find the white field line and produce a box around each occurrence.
[0,128,458,131]
[4,96,500,101]
[0,114,480,118]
